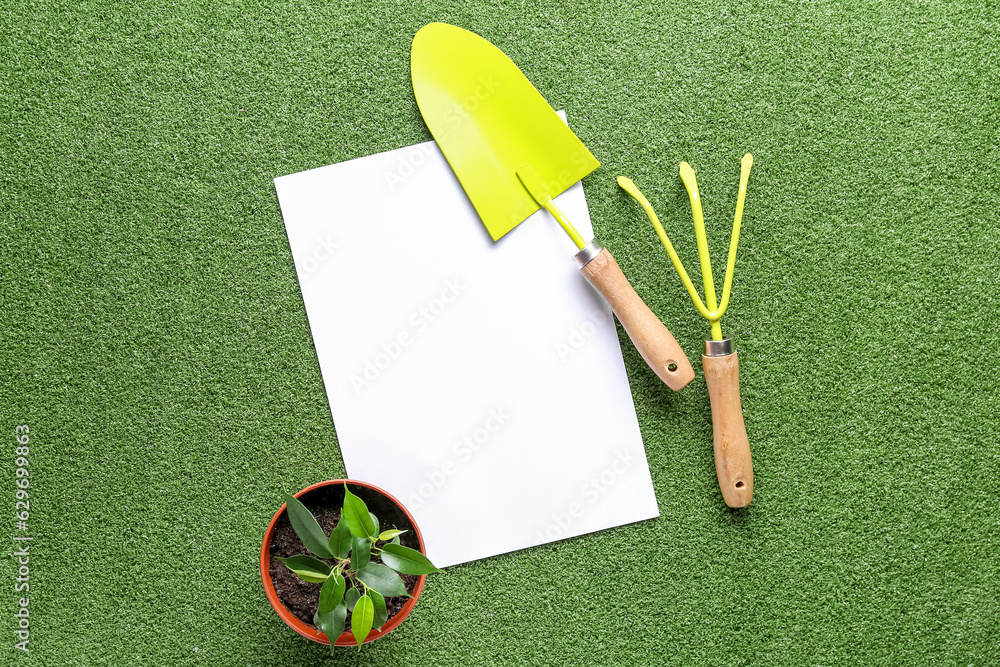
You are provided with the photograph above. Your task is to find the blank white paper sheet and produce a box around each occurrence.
[275,124,659,567]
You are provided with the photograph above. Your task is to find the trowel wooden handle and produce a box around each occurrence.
[702,350,753,508]
[577,245,694,391]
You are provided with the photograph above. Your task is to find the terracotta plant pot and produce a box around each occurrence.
[260,479,427,646]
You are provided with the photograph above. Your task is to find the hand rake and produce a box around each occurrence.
[618,154,755,508]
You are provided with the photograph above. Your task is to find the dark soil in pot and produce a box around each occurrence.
[268,483,421,630]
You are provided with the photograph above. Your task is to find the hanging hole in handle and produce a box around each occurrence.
[735,481,745,488]
[667,362,678,372]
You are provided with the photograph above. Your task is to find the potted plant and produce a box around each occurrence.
[260,480,442,649]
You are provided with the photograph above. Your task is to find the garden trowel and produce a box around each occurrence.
[410,23,694,390]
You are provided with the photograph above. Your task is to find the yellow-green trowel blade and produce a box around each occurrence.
[411,23,600,241]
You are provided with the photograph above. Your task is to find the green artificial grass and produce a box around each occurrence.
[2,1,998,664]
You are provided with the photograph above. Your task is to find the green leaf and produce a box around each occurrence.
[282,494,335,559]
[380,543,443,575]
[344,586,360,611]
[369,512,380,537]
[378,529,406,541]
[390,536,401,546]
[342,484,377,539]
[351,594,374,647]
[318,602,347,643]
[368,589,388,630]
[327,517,353,559]
[356,562,409,598]
[318,572,345,616]
[275,555,331,583]
[351,535,371,571]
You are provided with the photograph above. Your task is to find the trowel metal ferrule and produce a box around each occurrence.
[573,241,603,268]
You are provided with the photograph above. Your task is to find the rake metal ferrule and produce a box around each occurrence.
[705,338,733,357]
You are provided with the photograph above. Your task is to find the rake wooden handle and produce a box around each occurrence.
[703,350,753,508]
[578,247,694,391]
